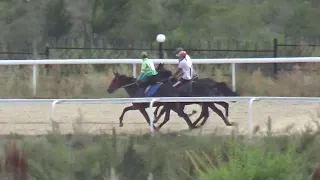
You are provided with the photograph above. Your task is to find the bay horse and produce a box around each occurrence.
[107,72,197,130]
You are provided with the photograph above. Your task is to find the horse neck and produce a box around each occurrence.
[122,77,138,97]
[158,69,172,79]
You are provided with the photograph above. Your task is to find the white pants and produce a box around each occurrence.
[173,78,191,87]
[173,81,181,87]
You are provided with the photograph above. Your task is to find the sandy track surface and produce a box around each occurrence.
[0,102,319,135]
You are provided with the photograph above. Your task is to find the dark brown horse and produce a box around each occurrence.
[107,72,197,130]
[154,63,238,127]
[111,71,196,128]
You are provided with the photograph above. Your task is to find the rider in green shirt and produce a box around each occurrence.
[137,52,158,80]
[135,52,158,97]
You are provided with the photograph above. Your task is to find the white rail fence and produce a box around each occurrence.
[1,96,320,139]
[1,57,320,96]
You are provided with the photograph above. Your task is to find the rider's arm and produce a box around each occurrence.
[137,61,147,80]
[172,68,182,79]
[172,61,184,78]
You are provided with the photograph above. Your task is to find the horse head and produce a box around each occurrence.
[107,71,132,93]
[156,63,165,72]
[156,63,173,79]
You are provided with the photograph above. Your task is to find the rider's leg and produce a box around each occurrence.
[135,88,145,97]
[135,75,158,97]
[176,79,192,96]
[172,80,182,87]
[136,79,147,97]
[149,75,158,85]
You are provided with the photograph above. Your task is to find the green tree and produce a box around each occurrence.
[284,3,320,38]
[91,0,130,35]
[44,0,72,38]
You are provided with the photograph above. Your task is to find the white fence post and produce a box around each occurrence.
[248,97,257,139]
[149,98,159,133]
[32,64,37,97]
[231,63,236,92]
[132,64,137,77]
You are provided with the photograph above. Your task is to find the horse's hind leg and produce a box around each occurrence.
[188,110,197,118]
[154,106,166,123]
[156,107,171,130]
[119,105,137,127]
[214,102,229,117]
[209,104,233,126]
[153,105,162,123]
[155,105,196,124]
[174,103,195,130]
[193,104,209,127]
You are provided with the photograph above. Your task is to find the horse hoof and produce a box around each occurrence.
[153,126,159,132]
[229,122,237,127]
[194,125,202,129]
[119,123,124,127]
[192,122,199,126]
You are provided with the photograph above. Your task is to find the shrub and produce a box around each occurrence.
[187,139,302,180]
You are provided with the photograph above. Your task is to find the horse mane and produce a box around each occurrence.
[156,63,172,77]
[122,75,136,82]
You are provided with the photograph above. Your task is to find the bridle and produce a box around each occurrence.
[121,82,137,88]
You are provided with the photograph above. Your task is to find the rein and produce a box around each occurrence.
[121,82,137,88]
[119,68,197,89]
[120,78,170,89]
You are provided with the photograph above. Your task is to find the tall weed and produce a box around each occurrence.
[186,139,302,180]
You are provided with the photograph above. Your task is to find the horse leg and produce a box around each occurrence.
[214,102,229,117]
[193,104,209,127]
[173,103,196,130]
[154,106,167,124]
[119,105,137,127]
[154,105,196,124]
[188,110,197,118]
[138,108,157,130]
[153,105,162,123]
[156,107,171,130]
[157,103,196,130]
[208,103,233,126]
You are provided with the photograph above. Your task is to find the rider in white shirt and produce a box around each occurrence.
[170,50,195,89]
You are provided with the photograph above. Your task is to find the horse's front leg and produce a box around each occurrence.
[119,105,138,127]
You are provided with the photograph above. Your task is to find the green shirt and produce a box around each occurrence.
[137,58,158,80]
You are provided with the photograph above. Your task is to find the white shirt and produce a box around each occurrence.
[178,55,194,80]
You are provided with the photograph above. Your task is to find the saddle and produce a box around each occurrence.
[175,80,193,96]
[144,83,162,97]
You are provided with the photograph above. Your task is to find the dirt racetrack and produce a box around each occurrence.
[0,101,319,135]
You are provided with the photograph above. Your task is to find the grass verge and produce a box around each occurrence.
[0,117,318,180]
